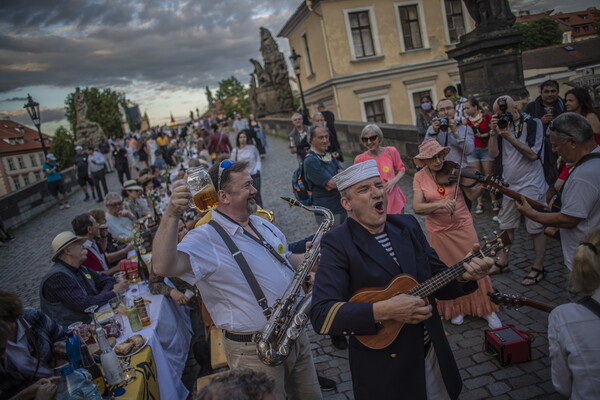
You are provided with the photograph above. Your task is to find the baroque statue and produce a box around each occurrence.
[74,88,106,149]
[463,0,516,33]
[248,27,294,117]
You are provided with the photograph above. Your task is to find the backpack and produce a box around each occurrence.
[291,156,313,205]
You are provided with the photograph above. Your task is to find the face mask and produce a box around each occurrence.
[447,94,459,103]
[421,102,432,111]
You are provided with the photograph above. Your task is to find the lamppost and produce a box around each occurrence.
[289,49,310,126]
[23,94,48,157]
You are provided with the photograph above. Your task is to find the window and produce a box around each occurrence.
[30,155,37,166]
[301,33,314,76]
[7,158,15,171]
[348,11,376,58]
[17,156,25,169]
[412,89,432,122]
[584,25,590,32]
[398,5,423,50]
[39,154,45,165]
[574,27,580,33]
[364,100,387,123]
[34,171,41,181]
[444,0,466,43]
[23,174,30,186]
[12,176,21,190]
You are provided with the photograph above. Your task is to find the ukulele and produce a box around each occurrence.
[349,231,511,349]
[487,291,554,313]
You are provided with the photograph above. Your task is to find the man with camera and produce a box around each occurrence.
[488,96,548,285]
[423,99,474,167]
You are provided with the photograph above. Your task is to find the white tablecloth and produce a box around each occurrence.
[117,285,192,400]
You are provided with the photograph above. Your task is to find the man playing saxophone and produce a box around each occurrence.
[153,160,321,400]
[311,160,494,400]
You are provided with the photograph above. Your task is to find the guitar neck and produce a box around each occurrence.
[484,181,549,212]
[521,299,555,313]
[407,247,495,299]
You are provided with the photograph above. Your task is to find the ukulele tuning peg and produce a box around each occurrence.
[482,235,488,241]
[490,251,496,257]
[493,230,497,235]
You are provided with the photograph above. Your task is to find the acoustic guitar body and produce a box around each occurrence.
[349,274,428,350]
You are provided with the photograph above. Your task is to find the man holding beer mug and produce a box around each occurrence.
[152,161,322,400]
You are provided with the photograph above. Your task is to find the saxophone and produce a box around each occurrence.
[254,196,334,366]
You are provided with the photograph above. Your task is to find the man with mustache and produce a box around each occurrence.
[311,160,494,400]
[153,160,322,400]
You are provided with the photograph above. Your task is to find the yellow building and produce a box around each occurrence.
[278,0,474,125]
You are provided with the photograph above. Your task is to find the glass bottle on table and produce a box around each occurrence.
[96,327,123,386]
[134,296,151,327]
[125,297,143,332]
[65,330,83,368]
[69,322,106,395]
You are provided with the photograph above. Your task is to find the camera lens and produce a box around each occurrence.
[439,117,449,131]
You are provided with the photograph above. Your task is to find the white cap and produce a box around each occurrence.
[332,160,380,192]
[74,145,83,151]
[46,153,57,161]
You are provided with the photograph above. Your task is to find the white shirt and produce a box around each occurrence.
[6,320,53,378]
[178,211,295,332]
[231,145,261,175]
[106,213,134,240]
[87,151,106,174]
[548,288,600,400]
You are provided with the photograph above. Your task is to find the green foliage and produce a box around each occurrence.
[50,126,75,169]
[205,86,215,110]
[214,76,251,119]
[190,110,194,121]
[514,17,563,50]
[64,87,129,140]
[592,9,600,34]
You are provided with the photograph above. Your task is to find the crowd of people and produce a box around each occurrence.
[1,86,599,400]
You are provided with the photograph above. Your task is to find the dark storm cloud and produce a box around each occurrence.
[0,0,298,93]
[0,97,29,103]
[1,107,66,127]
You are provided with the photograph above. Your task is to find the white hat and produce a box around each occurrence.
[46,153,57,161]
[333,160,380,192]
[74,145,83,151]
[51,231,85,262]
[123,179,143,191]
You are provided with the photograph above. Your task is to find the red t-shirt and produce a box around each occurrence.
[466,114,492,148]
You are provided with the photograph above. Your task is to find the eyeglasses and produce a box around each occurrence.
[361,135,378,143]
[428,153,445,162]
[292,118,302,122]
[107,201,123,207]
[546,119,572,138]
[217,160,233,191]
[437,106,454,112]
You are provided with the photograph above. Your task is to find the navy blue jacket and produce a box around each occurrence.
[311,214,477,400]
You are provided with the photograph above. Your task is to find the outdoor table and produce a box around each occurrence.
[114,282,192,400]
[106,346,159,400]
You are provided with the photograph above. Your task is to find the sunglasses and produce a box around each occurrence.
[218,160,233,191]
[546,119,572,138]
[361,135,378,143]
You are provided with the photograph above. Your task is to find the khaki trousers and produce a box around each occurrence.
[222,330,322,400]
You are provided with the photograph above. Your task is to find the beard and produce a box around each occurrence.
[246,198,258,215]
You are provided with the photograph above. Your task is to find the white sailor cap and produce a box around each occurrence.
[333,160,380,192]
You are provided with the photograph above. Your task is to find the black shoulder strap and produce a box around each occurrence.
[578,296,600,319]
[208,220,271,317]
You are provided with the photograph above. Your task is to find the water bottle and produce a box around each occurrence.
[97,327,123,386]
[56,364,102,400]
[65,331,82,368]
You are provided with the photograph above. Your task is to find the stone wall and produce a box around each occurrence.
[261,118,422,171]
[0,166,79,231]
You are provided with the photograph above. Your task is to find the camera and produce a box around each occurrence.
[438,117,449,132]
[496,97,513,130]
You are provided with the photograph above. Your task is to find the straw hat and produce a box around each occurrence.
[123,179,143,191]
[51,231,85,262]
[413,140,451,168]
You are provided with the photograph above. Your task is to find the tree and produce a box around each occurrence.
[205,86,215,110]
[64,87,129,139]
[190,110,194,121]
[514,17,563,50]
[50,126,75,169]
[214,76,251,119]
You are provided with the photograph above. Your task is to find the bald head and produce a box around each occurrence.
[492,95,516,114]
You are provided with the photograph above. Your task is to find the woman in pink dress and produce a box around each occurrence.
[354,124,407,213]
[412,140,501,328]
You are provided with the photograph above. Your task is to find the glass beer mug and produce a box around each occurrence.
[187,167,218,212]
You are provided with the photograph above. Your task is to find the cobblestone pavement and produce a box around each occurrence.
[0,135,571,399]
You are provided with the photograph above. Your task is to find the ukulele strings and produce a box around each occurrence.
[408,242,500,298]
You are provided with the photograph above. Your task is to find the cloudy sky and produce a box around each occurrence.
[0,0,596,134]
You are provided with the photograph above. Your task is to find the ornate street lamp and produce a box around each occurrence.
[23,94,48,157]
[289,49,310,126]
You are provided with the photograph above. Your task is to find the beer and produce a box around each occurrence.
[134,297,151,327]
[193,186,218,212]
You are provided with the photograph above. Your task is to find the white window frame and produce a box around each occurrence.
[343,6,382,60]
[358,89,393,124]
[440,0,472,45]
[12,176,21,190]
[395,0,429,53]
[406,86,437,125]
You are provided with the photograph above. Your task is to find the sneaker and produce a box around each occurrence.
[59,203,65,210]
[317,375,336,392]
[64,202,71,209]
[484,312,502,329]
[450,314,464,325]
[475,204,483,215]
[492,200,500,212]
[84,194,90,201]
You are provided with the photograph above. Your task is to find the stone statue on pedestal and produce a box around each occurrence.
[248,27,294,118]
[463,0,515,33]
[74,88,106,149]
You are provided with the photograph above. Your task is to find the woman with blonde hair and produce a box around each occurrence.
[548,228,600,400]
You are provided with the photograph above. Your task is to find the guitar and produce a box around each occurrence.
[487,291,555,313]
[460,170,550,212]
[349,231,511,350]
